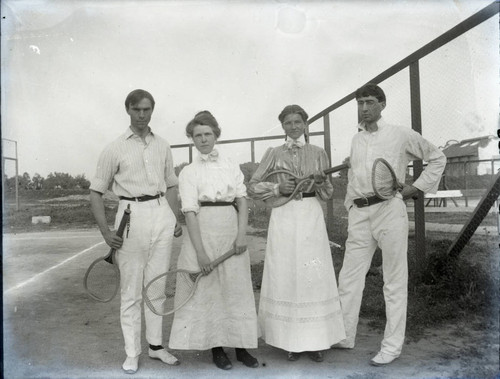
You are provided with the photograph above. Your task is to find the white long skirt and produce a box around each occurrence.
[169,206,259,350]
[259,197,346,352]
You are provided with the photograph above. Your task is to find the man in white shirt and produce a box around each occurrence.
[336,83,446,366]
[90,89,182,374]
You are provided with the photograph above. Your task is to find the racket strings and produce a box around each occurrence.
[85,260,119,301]
[144,271,198,315]
[373,162,397,199]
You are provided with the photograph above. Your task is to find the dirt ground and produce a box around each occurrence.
[3,225,499,379]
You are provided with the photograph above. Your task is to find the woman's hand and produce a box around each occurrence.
[312,170,326,187]
[196,251,213,275]
[234,236,247,255]
[279,177,296,195]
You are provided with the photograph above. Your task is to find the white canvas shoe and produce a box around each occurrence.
[331,340,355,349]
[370,351,399,366]
[149,348,180,366]
[122,356,139,374]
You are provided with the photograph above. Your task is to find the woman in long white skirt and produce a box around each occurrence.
[248,105,346,362]
[168,111,259,370]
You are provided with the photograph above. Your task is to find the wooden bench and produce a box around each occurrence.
[424,190,463,207]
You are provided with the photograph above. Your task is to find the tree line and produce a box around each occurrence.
[3,172,91,190]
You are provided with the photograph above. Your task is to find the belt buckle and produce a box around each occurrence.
[361,197,369,207]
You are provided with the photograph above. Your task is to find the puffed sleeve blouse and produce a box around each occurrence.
[248,143,334,201]
[179,150,247,214]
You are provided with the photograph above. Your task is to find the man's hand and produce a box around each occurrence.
[174,223,183,237]
[103,229,123,250]
[401,184,419,200]
[279,177,296,195]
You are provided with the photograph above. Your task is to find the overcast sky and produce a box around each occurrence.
[1,0,498,179]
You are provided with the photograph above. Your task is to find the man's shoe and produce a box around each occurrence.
[122,356,139,374]
[307,351,324,362]
[235,348,259,368]
[149,348,180,366]
[370,351,399,366]
[212,348,232,370]
[287,352,301,361]
[331,340,354,349]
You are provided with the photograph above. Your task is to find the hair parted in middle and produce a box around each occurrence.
[185,110,221,139]
[278,104,309,124]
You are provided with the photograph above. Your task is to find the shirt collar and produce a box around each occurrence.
[357,117,386,133]
[123,126,154,140]
[198,148,219,162]
[285,135,306,149]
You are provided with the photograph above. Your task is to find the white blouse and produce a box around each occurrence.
[179,149,247,214]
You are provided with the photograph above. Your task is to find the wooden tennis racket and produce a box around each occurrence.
[262,163,350,208]
[83,204,131,302]
[372,158,417,200]
[143,246,237,316]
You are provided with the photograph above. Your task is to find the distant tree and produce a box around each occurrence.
[239,162,259,183]
[32,173,44,190]
[20,172,31,189]
[74,174,90,189]
[44,172,75,189]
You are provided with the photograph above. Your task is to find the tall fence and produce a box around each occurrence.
[171,3,499,267]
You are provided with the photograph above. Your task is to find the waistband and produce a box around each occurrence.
[286,191,316,199]
[200,201,238,212]
[353,195,387,208]
[119,193,164,202]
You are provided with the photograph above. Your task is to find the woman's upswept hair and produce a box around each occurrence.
[186,110,221,138]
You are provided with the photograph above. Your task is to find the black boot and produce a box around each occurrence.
[212,347,232,370]
[235,348,259,368]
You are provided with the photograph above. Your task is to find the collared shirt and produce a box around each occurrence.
[179,150,247,214]
[90,127,178,198]
[345,117,446,210]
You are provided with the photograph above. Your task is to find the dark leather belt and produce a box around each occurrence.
[286,191,316,198]
[200,201,238,212]
[353,195,386,208]
[119,193,164,202]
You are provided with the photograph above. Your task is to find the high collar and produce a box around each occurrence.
[285,134,306,149]
[198,148,219,162]
[357,117,386,133]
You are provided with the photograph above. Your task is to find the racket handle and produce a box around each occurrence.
[104,205,131,264]
[211,247,237,267]
[323,163,350,176]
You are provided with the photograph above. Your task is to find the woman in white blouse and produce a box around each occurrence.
[168,111,259,370]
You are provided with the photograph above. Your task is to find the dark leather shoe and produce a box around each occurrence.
[212,348,232,370]
[287,352,301,361]
[308,351,324,362]
[235,348,259,368]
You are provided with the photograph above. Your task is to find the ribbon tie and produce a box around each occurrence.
[286,139,304,150]
[200,149,219,162]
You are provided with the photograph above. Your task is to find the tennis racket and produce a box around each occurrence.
[263,163,350,208]
[372,158,417,200]
[143,246,237,316]
[83,204,131,302]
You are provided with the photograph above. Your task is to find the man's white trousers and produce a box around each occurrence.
[338,197,408,357]
[115,197,176,358]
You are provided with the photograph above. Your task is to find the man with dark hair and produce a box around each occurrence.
[335,83,445,366]
[90,89,182,374]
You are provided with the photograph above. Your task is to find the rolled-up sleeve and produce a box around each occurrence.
[179,167,200,214]
[164,146,179,188]
[90,147,117,194]
[405,130,446,194]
